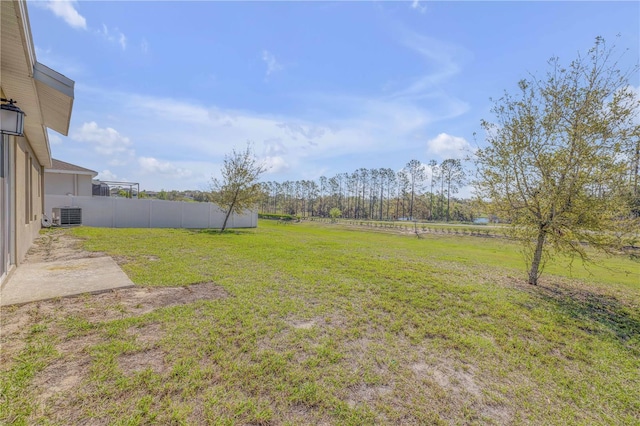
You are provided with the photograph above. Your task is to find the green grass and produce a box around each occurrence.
[1,220,638,425]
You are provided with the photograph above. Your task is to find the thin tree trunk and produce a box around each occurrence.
[221,206,233,233]
[380,183,384,220]
[220,193,238,233]
[362,182,366,219]
[440,175,445,220]
[395,193,399,220]
[429,192,433,220]
[446,180,451,222]
[410,184,415,220]
[429,178,434,220]
[633,141,639,196]
[528,228,546,285]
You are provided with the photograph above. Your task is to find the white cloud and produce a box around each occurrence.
[69,71,470,190]
[140,39,150,54]
[277,122,327,140]
[263,138,287,156]
[35,46,52,57]
[389,30,466,101]
[97,169,117,181]
[71,121,135,163]
[263,156,289,174]
[411,0,427,14]
[262,50,283,78]
[97,24,127,50]
[119,33,127,50]
[138,157,192,178]
[43,0,86,30]
[130,95,211,123]
[48,133,63,145]
[426,133,471,159]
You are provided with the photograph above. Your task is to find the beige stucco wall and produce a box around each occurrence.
[45,172,93,196]
[14,136,44,265]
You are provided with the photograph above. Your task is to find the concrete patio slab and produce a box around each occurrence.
[1,256,134,306]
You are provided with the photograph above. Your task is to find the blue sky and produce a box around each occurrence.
[30,1,639,192]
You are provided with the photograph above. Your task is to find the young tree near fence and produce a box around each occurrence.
[210,144,267,233]
[475,37,640,285]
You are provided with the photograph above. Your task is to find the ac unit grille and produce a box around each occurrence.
[53,207,82,226]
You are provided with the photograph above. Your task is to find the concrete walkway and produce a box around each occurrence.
[1,256,134,306]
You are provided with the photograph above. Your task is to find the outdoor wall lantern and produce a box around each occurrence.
[0,98,25,136]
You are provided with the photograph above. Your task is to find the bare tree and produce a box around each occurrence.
[318,176,328,217]
[397,170,410,219]
[404,159,426,220]
[385,168,396,220]
[427,160,438,220]
[440,159,466,222]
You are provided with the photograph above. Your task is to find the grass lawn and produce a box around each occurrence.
[1,220,638,425]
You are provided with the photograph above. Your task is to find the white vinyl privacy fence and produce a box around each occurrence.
[45,195,257,229]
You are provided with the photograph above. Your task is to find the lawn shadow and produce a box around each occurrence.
[534,282,640,354]
[190,228,255,236]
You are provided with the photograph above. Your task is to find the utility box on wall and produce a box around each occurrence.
[52,207,82,226]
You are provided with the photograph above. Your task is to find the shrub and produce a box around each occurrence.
[329,208,342,223]
[259,213,296,221]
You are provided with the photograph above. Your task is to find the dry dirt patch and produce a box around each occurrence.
[127,322,165,345]
[1,283,228,335]
[347,383,393,408]
[0,230,227,412]
[24,228,104,263]
[411,361,481,397]
[2,229,228,374]
[32,357,92,403]
[2,283,227,416]
[411,360,512,424]
[119,347,167,375]
[291,319,316,329]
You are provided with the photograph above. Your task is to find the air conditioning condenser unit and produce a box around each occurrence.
[52,207,82,226]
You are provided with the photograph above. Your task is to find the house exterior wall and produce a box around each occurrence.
[13,135,44,266]
[45,172,93,196]
[0,0,74,288]
[0,134,11,283]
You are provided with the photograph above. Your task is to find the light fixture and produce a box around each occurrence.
[0,98,25,136]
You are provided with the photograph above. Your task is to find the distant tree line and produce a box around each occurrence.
[258,158,476,222]
[142,189,210,202]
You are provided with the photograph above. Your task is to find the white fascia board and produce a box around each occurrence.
[33,62,74,98]
[46,169,98,177]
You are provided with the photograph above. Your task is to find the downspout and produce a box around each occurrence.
[10,136,17,266]
[40,165,44,213]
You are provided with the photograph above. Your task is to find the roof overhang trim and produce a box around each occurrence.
[45,169,97,177]
[34,62,74,135]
